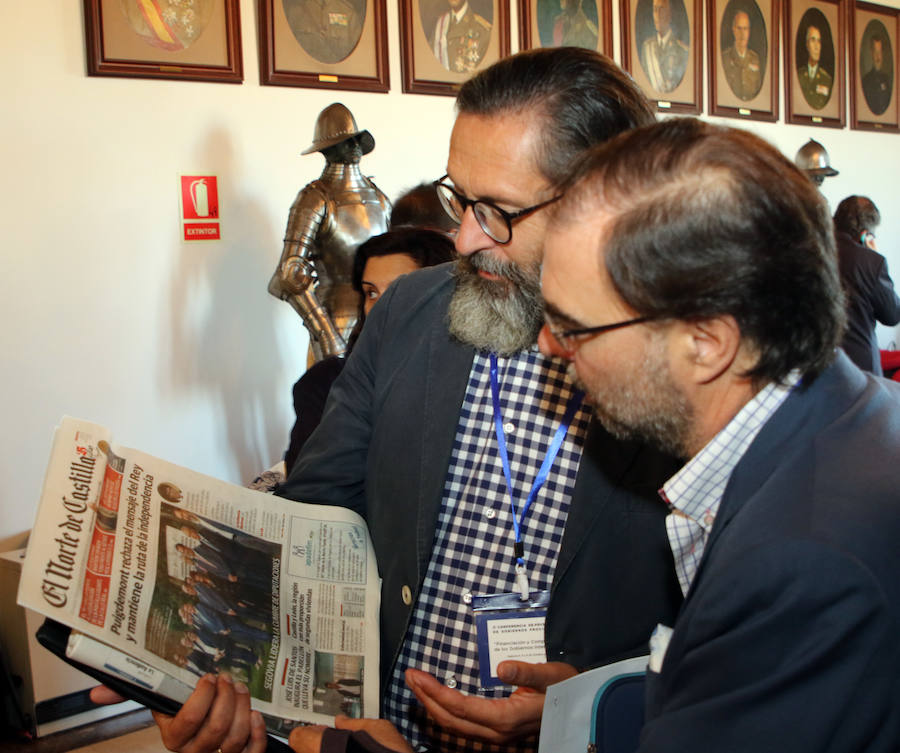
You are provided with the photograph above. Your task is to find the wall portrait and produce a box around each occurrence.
[83,0,243,83]
[850,0,899,132]
[258,0,389,92]
[708,0,778,119]
[784,0,843,126]
[620,0,701,111]
[399,0,510,94]
[518,0,611,53]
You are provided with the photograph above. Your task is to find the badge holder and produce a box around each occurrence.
[472,589,550,689]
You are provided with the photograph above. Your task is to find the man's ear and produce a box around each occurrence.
[671,315,743,386]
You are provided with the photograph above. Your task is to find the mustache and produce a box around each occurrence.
[457,252,541,292]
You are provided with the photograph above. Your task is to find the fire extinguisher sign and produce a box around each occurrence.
[180,175,221,241]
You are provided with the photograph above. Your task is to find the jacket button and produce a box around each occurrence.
[401,585,413,605]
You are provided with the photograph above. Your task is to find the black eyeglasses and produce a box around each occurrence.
[433,175,562,244]
[546,316,654,355]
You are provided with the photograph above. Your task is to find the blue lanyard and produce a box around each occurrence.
[489,353,584,596]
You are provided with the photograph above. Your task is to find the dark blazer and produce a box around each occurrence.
[641,353,900,752]
[278,264,683,692]
[836,230,900,375]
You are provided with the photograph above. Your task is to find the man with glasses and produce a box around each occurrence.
[535,117,900,753]
[129,47,682,753]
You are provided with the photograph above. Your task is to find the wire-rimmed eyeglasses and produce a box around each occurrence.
[545,316,655,355]
[433,175,562,244]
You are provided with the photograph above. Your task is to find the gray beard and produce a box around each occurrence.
[447,253,544,355]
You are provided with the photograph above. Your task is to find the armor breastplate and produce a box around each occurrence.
[272,161,390,361]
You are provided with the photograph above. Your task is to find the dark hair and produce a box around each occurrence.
[351,227,456,292]
[558,118,845,384]
[456,48,655,185]
[390,183,457,233]
[346,227,456,348]
[833,195,880,238]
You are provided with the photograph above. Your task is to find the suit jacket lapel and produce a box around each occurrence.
[686,354,867,599]
[553,422,645,585]
[414,301,474,577]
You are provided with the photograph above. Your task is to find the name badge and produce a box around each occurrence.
[472,590,550,688]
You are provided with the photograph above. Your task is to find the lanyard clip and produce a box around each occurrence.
[515,562,531,602]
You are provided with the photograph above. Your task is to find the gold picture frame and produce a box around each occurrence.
[83,0,243,83]
[259,0,390,92]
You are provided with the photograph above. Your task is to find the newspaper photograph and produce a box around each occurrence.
[17,416,381,731]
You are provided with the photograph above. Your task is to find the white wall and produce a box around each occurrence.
[1,1,898,546]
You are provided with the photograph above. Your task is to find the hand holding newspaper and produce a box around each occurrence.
[17,417,381,737]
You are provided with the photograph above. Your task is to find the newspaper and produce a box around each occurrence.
[17,416,381,733]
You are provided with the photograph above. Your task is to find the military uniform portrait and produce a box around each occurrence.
[634,0,690,94]
[284,0,366,64]
[422,0,493,73]
[796,9,835,110]
[719,0,766,101]
[861,20,893,115]
[535,0,600,50]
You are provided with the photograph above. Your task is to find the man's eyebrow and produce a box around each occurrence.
[543,300,584,329]
[444,172,526,209]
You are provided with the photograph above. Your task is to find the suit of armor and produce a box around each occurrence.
[268,104,391,361]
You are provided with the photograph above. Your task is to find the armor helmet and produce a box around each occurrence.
[794,138,838,186]
[302,103,375,156]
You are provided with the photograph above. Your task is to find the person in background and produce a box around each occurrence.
[283,228,456,474]
[833,195,900,375]
[389,182,459,235]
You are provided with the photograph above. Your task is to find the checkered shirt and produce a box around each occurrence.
[661,373,801,595]
[383,349,590,753]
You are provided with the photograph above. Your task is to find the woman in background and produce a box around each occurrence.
[283,227,456,475]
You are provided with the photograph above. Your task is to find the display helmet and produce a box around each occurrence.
[302,103,375,156]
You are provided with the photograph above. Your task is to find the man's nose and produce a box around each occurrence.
[454,206,493,257]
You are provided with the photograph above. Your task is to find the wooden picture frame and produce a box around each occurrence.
[708,0,780,120]
[850,1,899,131]
[83,0,243,83]
[518,0,613,55]
[259,0,389,92]
[620,0,703,113]
[784,0,844,126]
[399,0,511,95]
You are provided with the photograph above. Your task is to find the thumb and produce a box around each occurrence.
[496,661,578,691]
